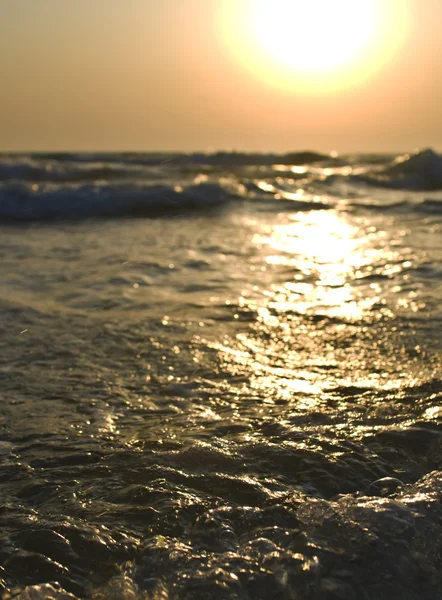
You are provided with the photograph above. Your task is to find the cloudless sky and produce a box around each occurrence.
[1,0,441,152]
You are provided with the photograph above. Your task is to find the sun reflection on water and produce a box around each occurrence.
[255,210,392,321]
[214,208,428,399]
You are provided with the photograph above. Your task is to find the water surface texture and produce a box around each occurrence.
[0,149,441,599]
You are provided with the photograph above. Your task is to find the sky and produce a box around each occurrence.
[1,0,441,153]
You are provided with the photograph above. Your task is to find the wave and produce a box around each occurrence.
[0,158,166,183]
[348,197,442,214]
[2,180,439,223]
[1,150,441,224]
[369,148,442,190]
[0,182,231,221]
[302,148,442,192]
[183,150,332,166]
[0,150,338,182]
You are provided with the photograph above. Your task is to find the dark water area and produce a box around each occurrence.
[0,149,441,599]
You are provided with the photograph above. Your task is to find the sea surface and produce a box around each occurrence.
[0,148,441,599]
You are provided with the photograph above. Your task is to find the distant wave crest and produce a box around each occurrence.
[0,158,161,183]
[0,150,334,182]
[375,148,442,190]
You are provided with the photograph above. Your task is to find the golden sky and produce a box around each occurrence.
[1,0,441,152]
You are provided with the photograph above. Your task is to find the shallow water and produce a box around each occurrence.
[0,150,441,599]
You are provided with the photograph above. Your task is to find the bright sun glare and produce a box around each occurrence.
[251,0,377,73]
[220,0,410,94]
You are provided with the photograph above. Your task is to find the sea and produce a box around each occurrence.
[0,148,441,599]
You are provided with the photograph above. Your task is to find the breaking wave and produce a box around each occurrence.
[367,148,442,190]
[0,182,231,221]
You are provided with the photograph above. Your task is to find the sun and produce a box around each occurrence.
[219,0,410,95]
[250,0,377,74]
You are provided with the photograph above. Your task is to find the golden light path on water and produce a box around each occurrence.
[213,206,426,406]
[219,0,411,94]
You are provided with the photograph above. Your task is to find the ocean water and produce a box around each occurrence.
[0,148,441,599]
